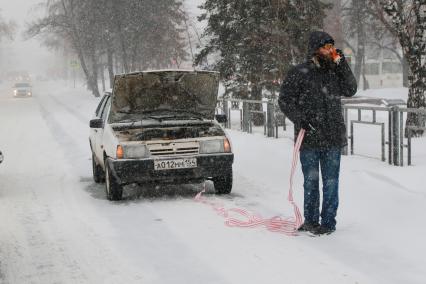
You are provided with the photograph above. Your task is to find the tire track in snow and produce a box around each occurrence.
[0,91,147,283]
[35,94,91,179]
[46,93,89,125]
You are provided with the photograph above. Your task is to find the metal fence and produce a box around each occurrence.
[216,97,426,166]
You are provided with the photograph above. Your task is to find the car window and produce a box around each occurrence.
[14,83,31,88]
[95,95,108,117]
[101,97,111,121]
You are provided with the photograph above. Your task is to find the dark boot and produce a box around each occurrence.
[312,225,335,235]
[297,222,320,232]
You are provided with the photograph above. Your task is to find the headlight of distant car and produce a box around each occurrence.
[117,144,149,159]
[200,139,231,154]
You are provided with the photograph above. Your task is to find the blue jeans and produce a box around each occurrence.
[300,148,341,230]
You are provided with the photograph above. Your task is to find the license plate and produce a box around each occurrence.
[154,158,197,171]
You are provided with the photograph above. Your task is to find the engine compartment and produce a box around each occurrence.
[114,123,225,142]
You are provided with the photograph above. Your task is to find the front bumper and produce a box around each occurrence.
[106,153,234,185]
[14,93,32,97]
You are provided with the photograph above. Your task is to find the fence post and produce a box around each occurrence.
[399,110,404,166]
[350,121,354,155]
[240,109,243,130]
[227,107,231,129]
[222,98,229,129]
[381,124,385,162]
[249,113,253,133]
[342,107,349,155]
[282,113,287,131]
[267,102,275,137]
[264,111,267,136]
[388,109,392,165]
[408,127,412,166]
[391,106,400,166]
[242,102,249,132]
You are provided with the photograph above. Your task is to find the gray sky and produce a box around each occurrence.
[1,0,52,76]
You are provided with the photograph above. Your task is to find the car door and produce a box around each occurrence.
[94,96,111,163]
[90,95,108,162]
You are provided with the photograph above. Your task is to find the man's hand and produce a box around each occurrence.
[332,49,345,65]
[301,120,316,132]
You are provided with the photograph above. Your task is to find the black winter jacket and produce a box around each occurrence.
[279,32,357,150]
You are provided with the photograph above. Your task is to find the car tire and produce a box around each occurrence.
[213,170,233,194]
[105,159,123,201]
[92,153,105,183]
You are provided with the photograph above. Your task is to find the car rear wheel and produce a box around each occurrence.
[92,153,105,183]
[213,170,233,194]
[105,160,123,201]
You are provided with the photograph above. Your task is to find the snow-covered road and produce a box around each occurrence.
[0,82,425,284]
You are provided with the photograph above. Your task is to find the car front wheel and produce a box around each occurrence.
[105,160,123,201]
[213,170,233,194]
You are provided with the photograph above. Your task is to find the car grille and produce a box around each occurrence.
[147,141,199,157]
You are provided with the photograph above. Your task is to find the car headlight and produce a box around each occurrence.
[119,144,149,159]
[200,139,228,154]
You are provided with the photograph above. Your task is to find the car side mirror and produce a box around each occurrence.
[215,114,228,123]
[90,118,104,128]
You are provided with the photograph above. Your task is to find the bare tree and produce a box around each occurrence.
[370,0,426,136]
[0,12,16,41]
[26,0,188,97]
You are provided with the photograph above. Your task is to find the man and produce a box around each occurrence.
[279,31,357,235]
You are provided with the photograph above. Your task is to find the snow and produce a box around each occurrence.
[0,81,425,284]
[357,87,409,101]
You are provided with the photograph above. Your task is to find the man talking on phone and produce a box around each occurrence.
[279,31,357,235]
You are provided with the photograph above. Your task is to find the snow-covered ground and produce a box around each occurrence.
[0,81,425,284]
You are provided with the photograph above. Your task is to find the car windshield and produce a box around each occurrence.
[14,83,30,88]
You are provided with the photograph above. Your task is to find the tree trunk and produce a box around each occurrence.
[362,55,369,90]
[402,56,409,87]
[405,55,425,137]
[107,47,114,89]
[118,31,130,73]
[250,83,264,126]
[88,49,100,97]
[73,44,94,94]
[353,0,366,87]
[100,65,106,92]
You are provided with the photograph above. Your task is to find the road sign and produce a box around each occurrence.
[70,60,79,68]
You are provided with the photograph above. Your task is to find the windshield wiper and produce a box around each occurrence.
[143,114,203,121]
[172,109,204,119]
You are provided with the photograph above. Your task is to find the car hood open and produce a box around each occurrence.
[110,70,220,122]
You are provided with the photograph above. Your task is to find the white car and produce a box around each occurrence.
[89,70,233,201]
[13,82,32,97]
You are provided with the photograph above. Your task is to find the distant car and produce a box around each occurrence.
[89,70,234,200]
[13,82,32,97]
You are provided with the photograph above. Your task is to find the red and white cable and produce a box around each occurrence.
[194,129,305,236]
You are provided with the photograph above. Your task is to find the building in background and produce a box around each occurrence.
[322,0,404,89]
